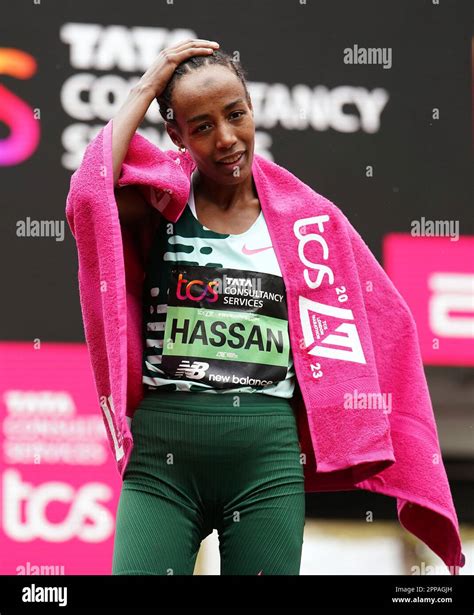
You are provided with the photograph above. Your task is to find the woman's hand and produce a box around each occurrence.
[111,40,219,186]
[138,39,220,98]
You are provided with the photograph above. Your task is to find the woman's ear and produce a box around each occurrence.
[165,123,183,150]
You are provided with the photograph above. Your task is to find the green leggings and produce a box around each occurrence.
[112,391,305,575]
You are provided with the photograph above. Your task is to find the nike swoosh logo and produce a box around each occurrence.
[242,244,273,255]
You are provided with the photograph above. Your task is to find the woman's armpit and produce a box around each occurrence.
[115,184,153,227]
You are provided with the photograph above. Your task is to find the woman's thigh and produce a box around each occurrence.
[112,485,204,575]
[112,391,305,575]
[216,411,306,575]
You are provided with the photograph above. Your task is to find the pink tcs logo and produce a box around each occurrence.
[0,48,40,166]
[2,469,114,542]
[0,342,122,574]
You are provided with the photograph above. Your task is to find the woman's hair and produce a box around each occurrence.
[156,48,250,127]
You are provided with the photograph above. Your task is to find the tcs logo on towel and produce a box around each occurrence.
[293,215,366,365]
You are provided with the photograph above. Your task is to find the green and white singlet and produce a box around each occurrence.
[142,170,295,398]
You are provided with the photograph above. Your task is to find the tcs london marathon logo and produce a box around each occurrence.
[293,214,366,371]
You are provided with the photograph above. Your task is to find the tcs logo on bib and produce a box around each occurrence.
[176,272,219,303]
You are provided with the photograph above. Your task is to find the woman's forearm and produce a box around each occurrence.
[112,82,156,186]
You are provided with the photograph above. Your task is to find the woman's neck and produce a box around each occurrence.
[192,169,258,210]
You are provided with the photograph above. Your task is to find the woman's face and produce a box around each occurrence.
[167,64,255,186]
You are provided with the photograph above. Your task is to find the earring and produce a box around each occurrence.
[179,145,186,153]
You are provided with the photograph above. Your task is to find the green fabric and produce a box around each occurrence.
[112,391,305,575]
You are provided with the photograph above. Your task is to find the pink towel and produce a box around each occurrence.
[65,118,465,573]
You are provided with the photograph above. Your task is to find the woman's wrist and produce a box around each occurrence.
[133,80,158,102]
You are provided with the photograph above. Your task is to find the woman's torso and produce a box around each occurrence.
[141,169,295,398]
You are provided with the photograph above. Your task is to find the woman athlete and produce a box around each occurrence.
[110,39,305,576]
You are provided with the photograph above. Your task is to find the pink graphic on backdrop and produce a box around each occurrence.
[0,49,40,166]
[0,342,121,575]
[383,234,474,366]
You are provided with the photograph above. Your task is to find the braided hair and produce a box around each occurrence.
[156,48,250,127]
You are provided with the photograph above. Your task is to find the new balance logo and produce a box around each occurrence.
[175,360,210,380]
[299,296,366,364]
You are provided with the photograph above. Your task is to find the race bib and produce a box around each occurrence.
[160,265,290,389]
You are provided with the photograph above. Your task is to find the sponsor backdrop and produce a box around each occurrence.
[0,0,472,574]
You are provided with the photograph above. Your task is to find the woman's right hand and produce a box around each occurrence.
[138,39,220,98]
[111,39,219,185]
